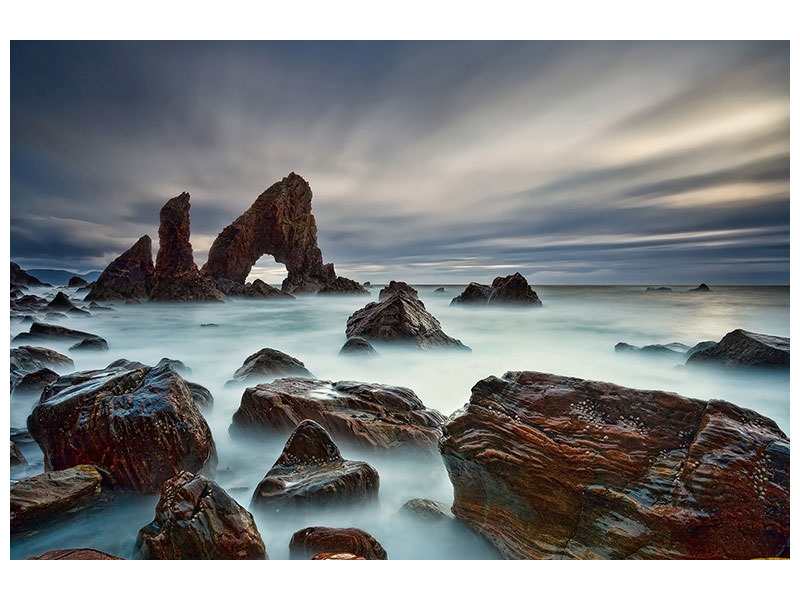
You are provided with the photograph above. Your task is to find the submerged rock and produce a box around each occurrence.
[614,342,690,356]
[29,549,122,560]
[231,378,445,452]
[399,498,453,523]
[85,235,155,301]
[135,471,267,560]
[12,322,108,348]
[150,193,226,302]
[339,336,377,356]
[440,370,789,559]
[69,337,109,352]
[11,440,26,467]
[686,329,789,369]
[228,348,313,384]
[646,286,672,291]
[690,283,712,292]
[11,465,103,532]
[346,287,469,350]
[434,287,446,293]
[251,420,379,512]
[451,272,542,306]
[10,345,73,391]
[28,362,217,492]
[68,276,88,287]
[289,526,387,560]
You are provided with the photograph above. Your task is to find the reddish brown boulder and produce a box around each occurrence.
[13,367,59,394]
[85,235,155,301]
[30,549,123,560]
[686,329,789,369]
[251,420,379,512]
[230,378,445,452]
[451,272,542,306]
[135,471,267,560]
[11,465,103,532]
[28,362,217,492]
[150,193,225,302]
[290,526,387,560]
[346,290,469,350]
[200,172,364,295]
[440,371,790,559]
[311,552,366,560]
[228,348,313,384]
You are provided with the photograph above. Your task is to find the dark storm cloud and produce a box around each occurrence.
[10,41,789,282]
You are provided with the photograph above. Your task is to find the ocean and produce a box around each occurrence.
[9,283,789,559]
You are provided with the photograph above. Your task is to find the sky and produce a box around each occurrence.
[10,41,789,284]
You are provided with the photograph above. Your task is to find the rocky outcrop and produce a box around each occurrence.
[451,272,542,306]
[615,342,690,356]
[69,337,109,352]
[317,276,369,295]
[11,441,26,466]
[12,322,108,349]
[11,465,103,532]
[690,283,712,292]
[28,362,216,492]
[29,549,122,560]
[85,235,155,301]
[13,368,59,394]
[378,281,418,301]
[200,173,364,295]
[11,262,49,287]
[135,471,267,560]
[150,193,225,302]
[289,526,387,560]
[46,292,77,311]
[399,498,453,523]
[228,348,313,384]
[68,276,88,287]
[10,345,73,391]
[346,287,469,350]
[686,329,789,369]
[434,287,446,293]
[440,371,790,559]
[684,340,716,359]
[646,286,672,291]
[251,420,379,512]
[339,337,377,356]
[231,378,445,452]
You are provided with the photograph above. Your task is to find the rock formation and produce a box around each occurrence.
[346,285,469,350]
[251,420,379,512]
[12,322,108,348]
[615,342,690,356]
[686,329,789,369]
[11,465,103,532]
[68,276,88,287]
[29,549,122,560]
[451,272,542,306]
[439,371,790,559]
[289,526,387,560]
[46,292,76,311]
[399,498,453,523]
[85,235,155,301]
[378,281,418,301]
[11,441,26,466]
[69,337,109,352]
[311,552,366,560]
[339,336,377,356]
[150,193,225,302]
[135,471,267,560]
[690,283,712,292]
[11,262,49,287]
[231,378,445,452]
[10,345,73,391]
[228,348,313,384]
[200,172,364,294]
[28,362,217,492]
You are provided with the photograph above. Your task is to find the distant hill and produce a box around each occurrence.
[26,268,102,285]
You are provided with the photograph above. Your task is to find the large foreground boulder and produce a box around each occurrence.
[29,549,122,560]
[346,286,469,350]
[451,272,542,306]
[251,420,379,512]
[28,362,217,492]
[440,371,789,559]
[228,348,313,384]
[11,465,103,532]
[150,193,226,302]
[289,526,387,560]
[686,329,789,369]
[85,235,155,301]
[231,378,445,452]
[135,471,267,560]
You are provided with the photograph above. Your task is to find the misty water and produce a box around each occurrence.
[10,283,789,559]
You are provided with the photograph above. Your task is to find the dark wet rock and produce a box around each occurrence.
[200,323,219,327]
[87,301,113,311]
[11,294,48,311]
[346,290,469,350]
[11,287,23,299]
[11,345,74,391]
[685,340,716,359]
[200,172,362,295]
[69,337,109,352]
[231,378,445,452]
[150,193,226,302]
[646,286,672,291]
[451,272,542,306]
[378,280,418,301]
[44,312,67,320]
[76,284,94,295]
[686,329,789,369]
[68,307,92,317]
[106,358,151,370]
[251,420,379,512]
[85,235,155,301]
[339,336,377,356]
[11,465,103,532]
[399,498,453,523]
[125,298,141,304]
[11,262,49,287]
[440,370,790,559]
[317,276,369,295]
[46,291,77,311]
[156,357,191,374]
[434,287,446,293]
[11,440,26,466]
[28,362,217,492]
[312,552,366,560]
[228,348,313,384]
[244,279,295,298]
[29,549,122,560]
[363,281,371,287]
[12,323,107,348]
[134,471,267,560]
[14,368,59,394]
[68,276,89,287]
[690,283,712,292]
[289,526,387,560]
[187,382,214,410]
[615,342,690,356]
